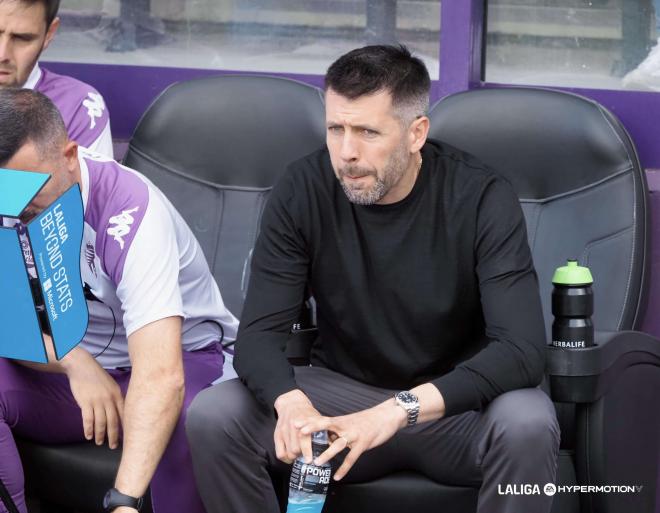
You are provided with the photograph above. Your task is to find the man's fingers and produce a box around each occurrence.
[105,405,120,449]
[314,436,349,466]
[334,446,363,481]
[275,423,296,464]
[81,405,94,441]
[93,404,107,445]
[300,431,313,463]
[115,393,125,424]
[287,423,302,461]
[274,426,289,462]
[275,425,295,464]
[300,417,331,436]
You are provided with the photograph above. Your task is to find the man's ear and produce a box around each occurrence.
[63,140,78,172]
[42,17,60,51]
[409,116,430,154]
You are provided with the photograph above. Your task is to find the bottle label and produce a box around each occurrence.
[552,340,586,349]
[289,460,332,495]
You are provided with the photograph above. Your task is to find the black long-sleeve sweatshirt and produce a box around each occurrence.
[234,139,546,418]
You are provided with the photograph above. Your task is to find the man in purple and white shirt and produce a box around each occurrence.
[0,89,237,513]
[0,0,113,157]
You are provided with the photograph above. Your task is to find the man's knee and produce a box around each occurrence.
[185,378,258,447]
[483,388,560,457]
[0,358,20,418]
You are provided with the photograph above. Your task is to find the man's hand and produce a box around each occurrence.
[62,348,124,449]
[111,508,138,513]
[273,389,322,464]
[299,399,406,481]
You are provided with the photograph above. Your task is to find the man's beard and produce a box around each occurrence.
[338,142,409,205]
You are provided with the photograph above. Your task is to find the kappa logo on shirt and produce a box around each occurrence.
[107,207,139,250]
[82,92,105,130]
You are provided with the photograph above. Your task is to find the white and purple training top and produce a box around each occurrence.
[25,64,114,158]
[78,148,238,369]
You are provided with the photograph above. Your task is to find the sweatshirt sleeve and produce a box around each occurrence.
[432,177,547,417]
[234,169,310,408]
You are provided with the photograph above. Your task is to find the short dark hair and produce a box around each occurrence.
[325,45,430,122]
[3,0,60,27]
[0,88,66,166]
[42,0,60,27]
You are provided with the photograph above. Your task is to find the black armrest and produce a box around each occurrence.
[546,330,660,403]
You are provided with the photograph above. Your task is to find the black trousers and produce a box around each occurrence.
[186,366,560,513]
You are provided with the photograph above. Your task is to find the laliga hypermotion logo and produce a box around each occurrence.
[498,483,643,496]
[107,206,139,250]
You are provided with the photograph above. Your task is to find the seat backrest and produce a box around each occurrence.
[124,75,326,317]
[428,88,648,337]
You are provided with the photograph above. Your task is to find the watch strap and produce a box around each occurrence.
[104,487,143,512]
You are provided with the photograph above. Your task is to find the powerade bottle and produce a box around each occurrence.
[551,259,594,349]
[286,431,332,513]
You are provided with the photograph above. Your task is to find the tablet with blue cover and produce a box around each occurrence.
[0,168,88,362]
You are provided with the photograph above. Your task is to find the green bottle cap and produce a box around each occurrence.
[552,259,593,285]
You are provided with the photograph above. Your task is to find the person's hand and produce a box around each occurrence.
[62,348,124,449]
[273,389,322,464]
[299,399,406,481]
[110,508,138,513]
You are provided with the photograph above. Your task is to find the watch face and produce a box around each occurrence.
[102,490,111,508]
[397,391,417,405]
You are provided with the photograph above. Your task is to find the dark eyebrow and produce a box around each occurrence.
[0,30,40,40]
[326,121,379,133]
[352,124,380,133]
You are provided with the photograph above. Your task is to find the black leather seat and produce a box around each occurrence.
[320,88,660,513]
[16,74,326,513]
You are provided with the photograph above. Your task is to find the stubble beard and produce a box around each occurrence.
[338,142,410,205]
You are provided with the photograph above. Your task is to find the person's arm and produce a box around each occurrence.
[431,176,546,417]
[17,337,124,449]
[234,166,320,462]
[234,168,311,406]
[93,183,186,509]
[299,382,445,479]
[112,316,184,508]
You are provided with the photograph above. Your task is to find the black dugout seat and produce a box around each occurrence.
[421,88,660,513]
[321,88,660,513]
[16,75,326,513]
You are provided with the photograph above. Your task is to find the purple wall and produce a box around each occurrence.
[43,62,325,140]
[46,2,660,169]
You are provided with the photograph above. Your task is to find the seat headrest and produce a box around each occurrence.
[128,75,326,189]
[428,88,636,200]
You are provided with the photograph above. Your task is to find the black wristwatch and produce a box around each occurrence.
[103,487,143,512]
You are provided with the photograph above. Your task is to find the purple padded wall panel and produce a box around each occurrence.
[43,62,324,140]
[438,0,484,98]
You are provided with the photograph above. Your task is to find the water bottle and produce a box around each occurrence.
[286,431,332,513]
[551,259,594,349]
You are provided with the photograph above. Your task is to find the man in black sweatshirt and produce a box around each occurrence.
[186,45,559,513]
